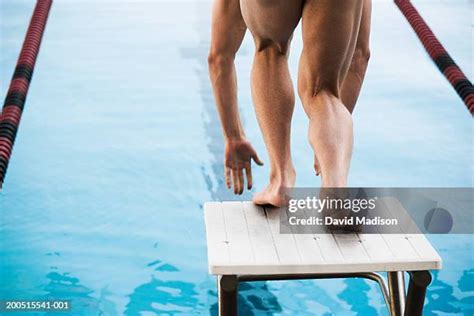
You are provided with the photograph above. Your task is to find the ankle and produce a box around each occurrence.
[269,166,296,186]
[321,174,347,188]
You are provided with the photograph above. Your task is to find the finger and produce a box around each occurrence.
[225,167,231,189]
[232,169,240,195]
[252,153,264,166]
[238,169,244,195]
[245,163,253,190]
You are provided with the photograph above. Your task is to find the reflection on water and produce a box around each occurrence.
[208,283,282,316]
[147,259,180,272]
[126,278,198,315]
[458,269,474,315]
[43,271,101,315]
[125,259,199,315]
[239,283,282,314]
[339,279,379,316]
[425,270,474,316]
[239,282,282,313]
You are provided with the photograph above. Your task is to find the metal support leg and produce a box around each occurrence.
[404,271,432,316]
[388,271,406,316]
[239,272,392,314]
[218,275,238,316]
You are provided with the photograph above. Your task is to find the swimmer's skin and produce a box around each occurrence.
[209,0,371,206]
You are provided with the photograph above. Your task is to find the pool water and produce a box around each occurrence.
[0,0,472,315]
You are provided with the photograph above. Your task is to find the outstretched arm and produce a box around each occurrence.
[208,0,263,195]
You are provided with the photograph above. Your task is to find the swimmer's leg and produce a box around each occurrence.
[240,0,303,206]
[313,0,371,175]
[298,0,364,187]
[341,0,372,113]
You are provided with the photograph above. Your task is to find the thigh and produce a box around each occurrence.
[355,0,372,53]
[301,0,364,90]
[240,0,303,48]
[210,0,247,55]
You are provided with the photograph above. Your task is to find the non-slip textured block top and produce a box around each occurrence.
[204,201,442,276]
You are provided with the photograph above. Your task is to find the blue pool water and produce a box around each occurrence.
[0,0,472,315]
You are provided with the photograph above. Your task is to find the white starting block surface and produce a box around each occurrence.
[204,201,442,275]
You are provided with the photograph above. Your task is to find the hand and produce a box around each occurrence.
[224,139,264,194]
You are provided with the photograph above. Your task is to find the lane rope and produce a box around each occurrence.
[395,0,474,115]
[0,0,52,189]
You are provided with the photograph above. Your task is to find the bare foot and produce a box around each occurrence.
[253,170,295,207]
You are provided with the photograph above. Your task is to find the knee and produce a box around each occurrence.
[349,45,371,74]
[254,38,290,58]
[298,73,340,102]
